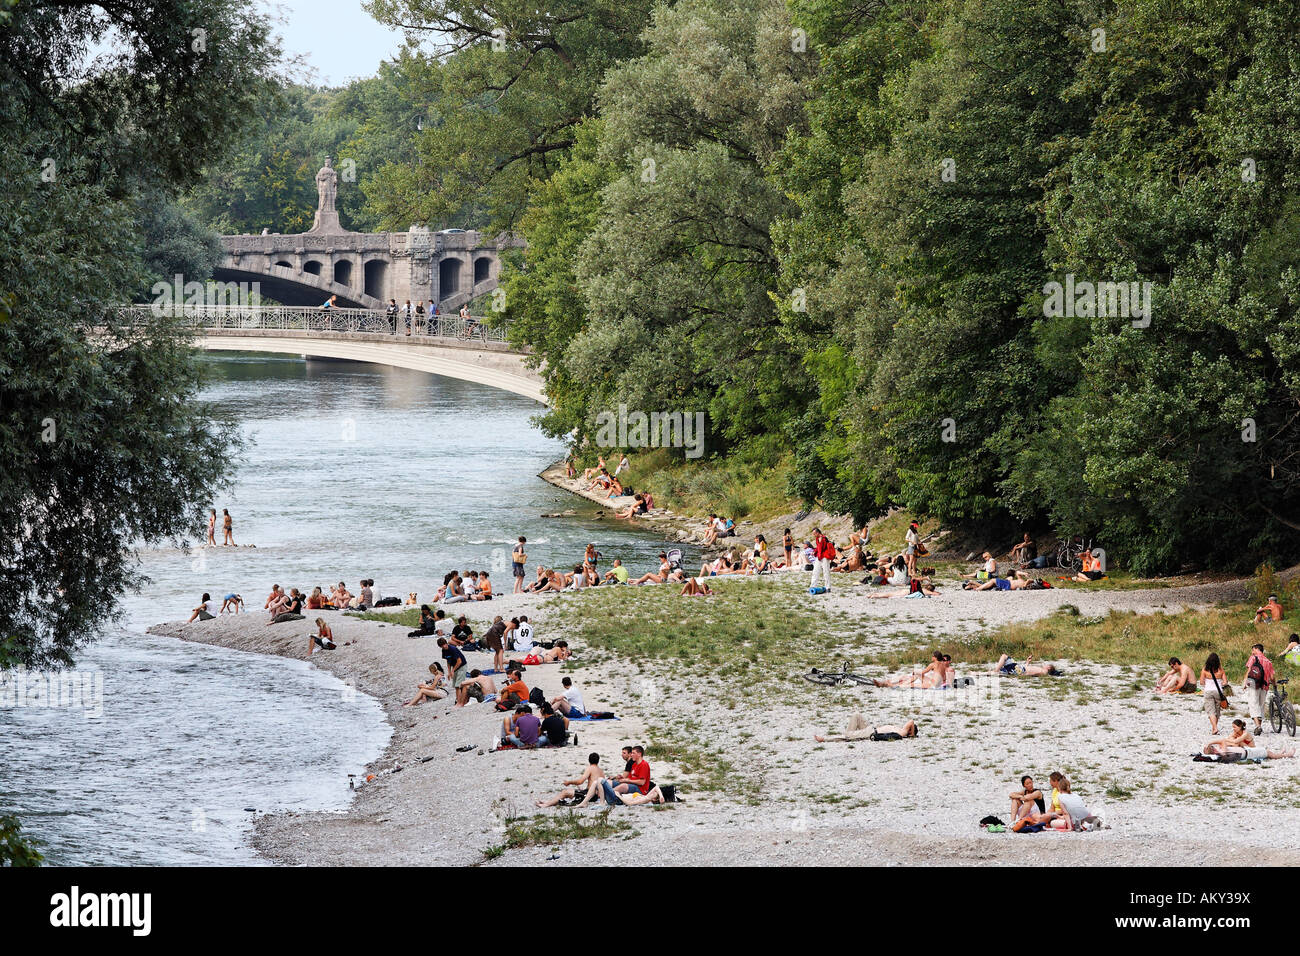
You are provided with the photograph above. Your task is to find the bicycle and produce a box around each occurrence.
[1268,678,1296,737]
[1054,536,1092,572]
[803,664,873,687]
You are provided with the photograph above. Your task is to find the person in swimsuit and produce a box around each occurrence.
[308,618,335,655]
[221,508,234,546]
[681,576,715,596]
[219,592,243,614]
[631,553,673,586]
[873,652,951,688]
[206,509,217,546]
[814,714,918,742]
[989,654,1061,677]
[402,662,447,705]
[781,528,794,569]
[1155,657,1197,693]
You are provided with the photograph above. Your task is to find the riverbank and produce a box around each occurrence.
[151,565,1300,867]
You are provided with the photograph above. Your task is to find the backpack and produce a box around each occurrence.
[1247,656,1267,686]
[909,577,922,593]
[496,692,522,711]
[658,784,680,803]
[528,687,546,707]
[374,596,400,607]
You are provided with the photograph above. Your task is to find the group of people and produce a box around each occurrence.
[1006,772,1100,832]
[205,508,236,546]
[535,744,671,807]
[1156,636,1300,758]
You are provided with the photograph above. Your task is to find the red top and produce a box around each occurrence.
[626,759,651,794]
[814,537,837,560]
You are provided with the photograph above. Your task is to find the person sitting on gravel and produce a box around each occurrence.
[458,669,496,704]
[497,668,529,709]
[603,558,630,584]
[552,676,586,718]
[187,593,215,623]
[1155,657,1197,693]
[813,714,918,742]
[832,542,867,573]
[503,703,542,748]
[536,753,605,808]
[586,745,650,806]
[538,702,569,747]
[873,652,953,688]
[961,552,998,582]
[1011,771,1067,831]
[1009,775,1046,821]
[1202,719,1297,760]
[267,588,305,624]
[408,604,439,638]
[989,654,1062,677]
[307,618,336,656]
[403,662,447,705]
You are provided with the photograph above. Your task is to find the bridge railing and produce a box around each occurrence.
[112,304,512,344]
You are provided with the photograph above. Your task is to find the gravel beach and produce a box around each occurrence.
[149,567,1300,867]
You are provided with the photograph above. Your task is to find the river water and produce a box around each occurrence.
[0,353,685,864]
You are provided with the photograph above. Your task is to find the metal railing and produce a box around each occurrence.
[112,304,512,345]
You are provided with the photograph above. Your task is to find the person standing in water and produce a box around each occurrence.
[207,509,217,546]
[221,508,235,546]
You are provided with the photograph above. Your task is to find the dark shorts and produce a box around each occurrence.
[1083,570,1104,580]
[870,732,903,741]
[512,562,525,578]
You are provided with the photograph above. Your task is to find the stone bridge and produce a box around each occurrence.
[215,158,522,312]
[117,305,545,403]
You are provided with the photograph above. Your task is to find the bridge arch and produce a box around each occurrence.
[439,258,462,298]
[303,260,323,277]
[474,256,492,285]
[211,263,381,309]
[364,259,388,300]
[333,259,353,287]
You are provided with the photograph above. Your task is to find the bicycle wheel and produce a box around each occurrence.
[1284,701,1296,738]
[1270,695,1283,733]
[841,674,874,686]
[803,670,839,687]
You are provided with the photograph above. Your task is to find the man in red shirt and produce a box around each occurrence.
[810,529,836,593]
[603,745,651,804]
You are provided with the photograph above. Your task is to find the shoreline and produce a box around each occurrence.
[148,558,1300,867]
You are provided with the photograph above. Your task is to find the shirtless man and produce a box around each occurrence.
[1155,657,1197,693]
[457,669,497,705]
[536,753,606,808]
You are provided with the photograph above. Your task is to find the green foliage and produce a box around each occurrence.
[0,813,43,867]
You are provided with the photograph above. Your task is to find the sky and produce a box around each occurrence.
[261,0,408,86]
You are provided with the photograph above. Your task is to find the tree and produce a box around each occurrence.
[0,0,280,668]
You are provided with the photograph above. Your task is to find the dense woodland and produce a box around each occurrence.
[192,0,1300,575]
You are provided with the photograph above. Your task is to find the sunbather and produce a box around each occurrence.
[1155,657,1197,693]
[813,713,918,742]
[989,654,1062,677]
[681,577,715,596]
[536,753,606,808]
[403,662,448,705]
[873,652,952,688]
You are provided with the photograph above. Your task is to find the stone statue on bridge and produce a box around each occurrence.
[310,157,344,233]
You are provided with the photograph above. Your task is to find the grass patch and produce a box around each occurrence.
[612,442,796,523]
[865,604,1300,674]
[483,809,630,859]
[348,608,421,627]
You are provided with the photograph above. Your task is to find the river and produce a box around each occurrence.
[0,352,686,864]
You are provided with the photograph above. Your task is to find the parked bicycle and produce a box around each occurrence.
[1269,678,1296,737]
[1054,535,1093,572]
[803,664,873,687]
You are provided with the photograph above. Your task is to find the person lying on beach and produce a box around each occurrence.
[1203,720,1258,756]
[832,543,867,573]
[536,752,605,808]
[813,714,918,742]
[1009,776,1046,820]
[308,618,336,656]
[188,593,215,623]
[681,577,715,596]
[989,654,1062,677]
[403,662,447,705]
[873,652,952,688]
[611,784,671,806]
[867,576,940,598]
[964,570,1038,591]
[1155,657,1197,693]
[219,593,243,614]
